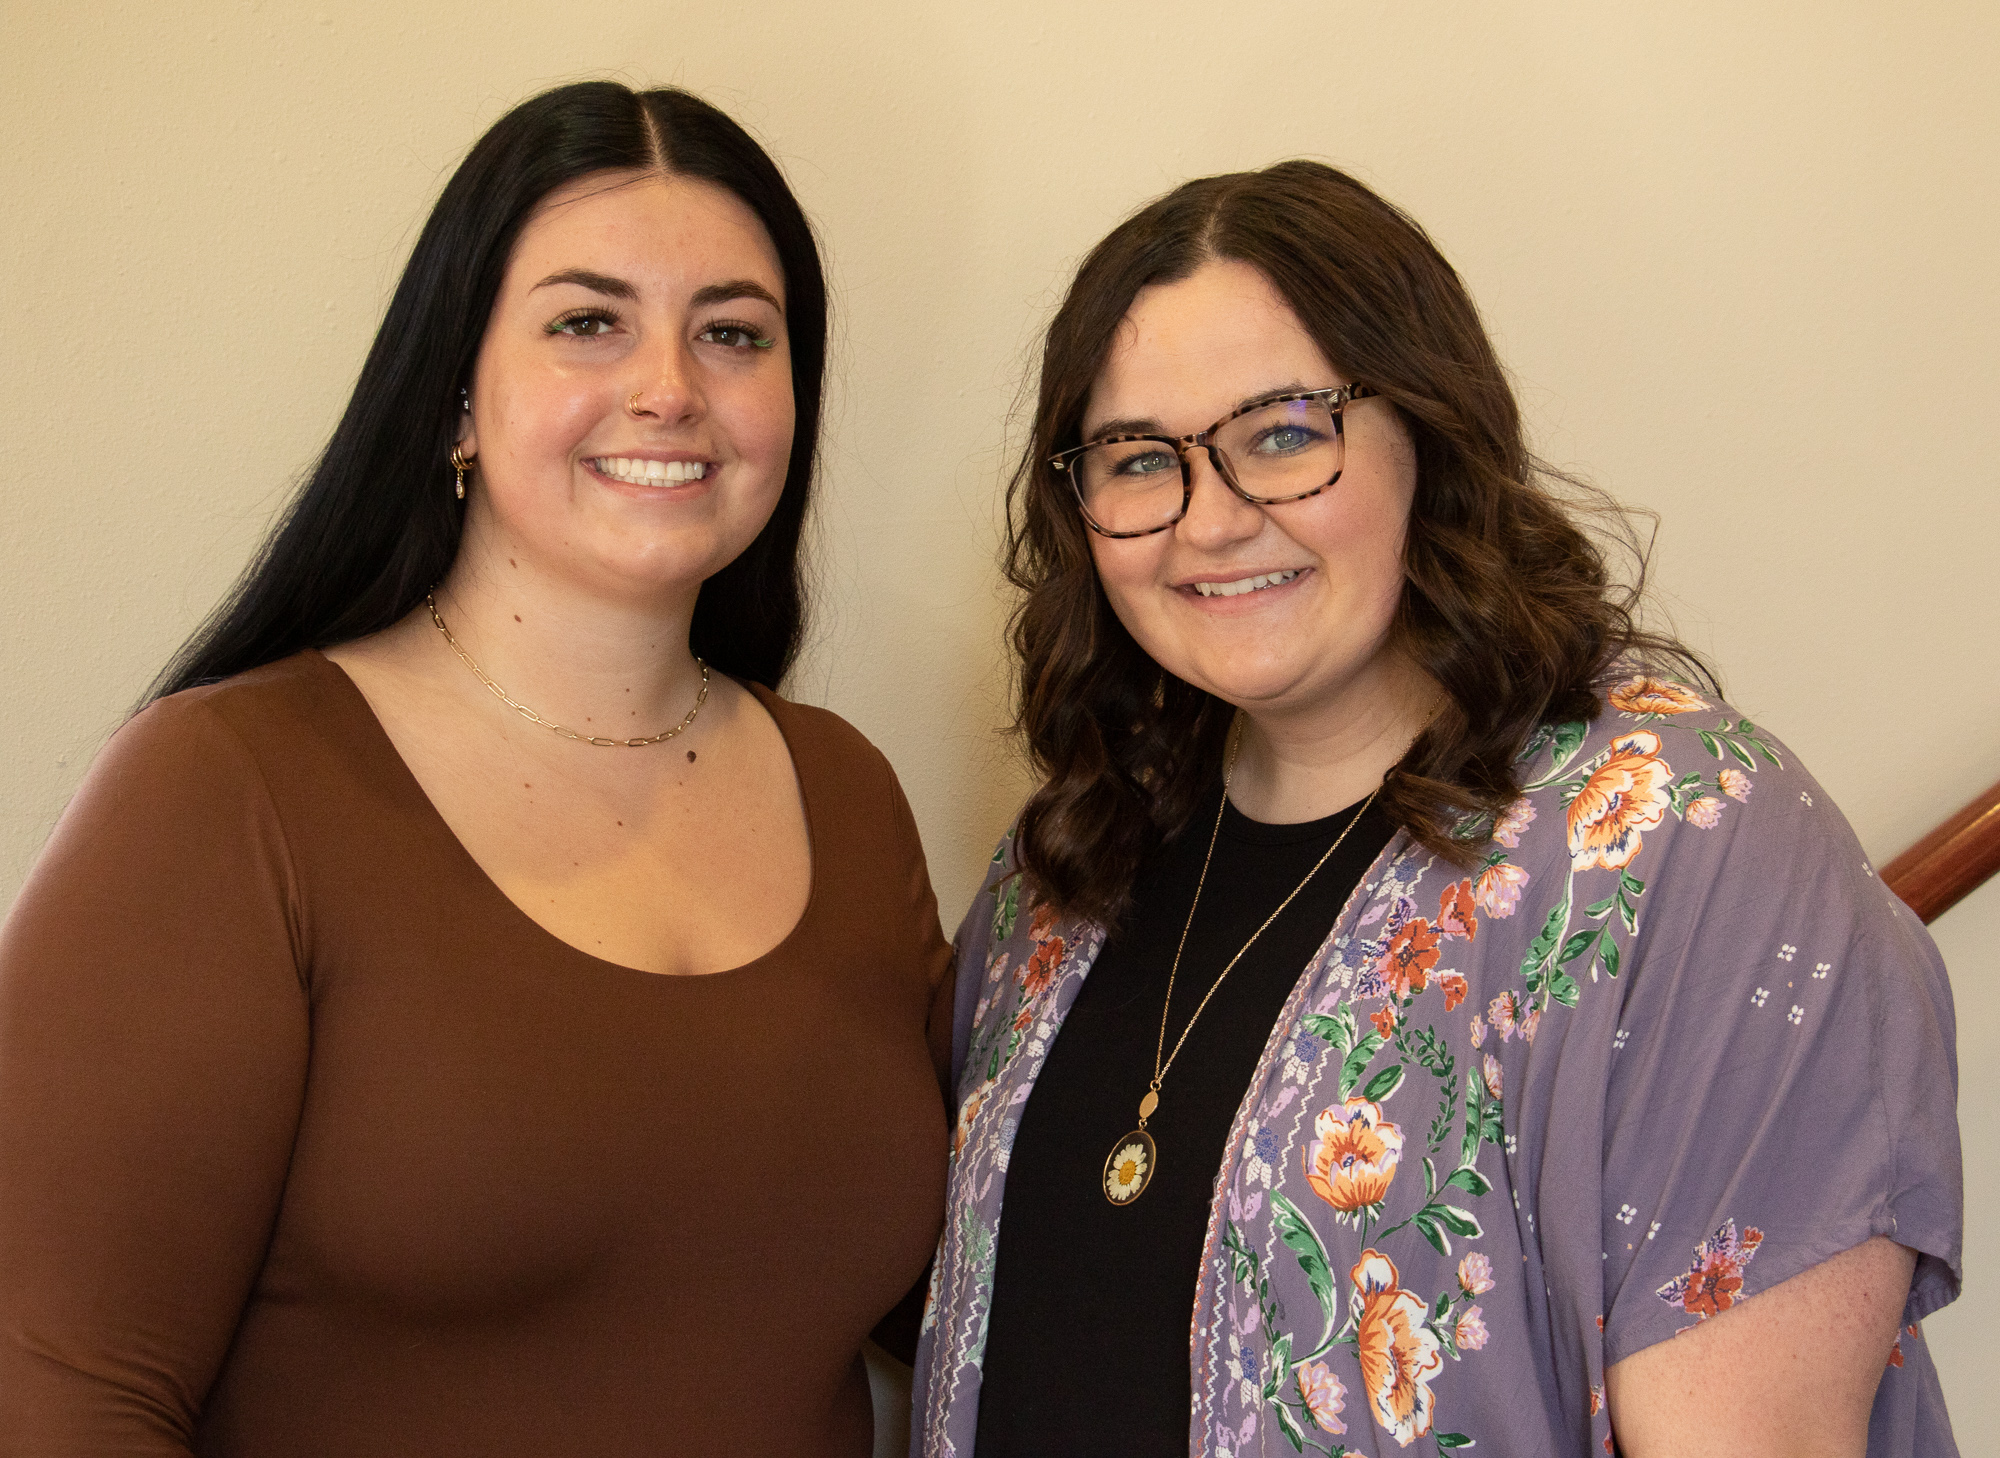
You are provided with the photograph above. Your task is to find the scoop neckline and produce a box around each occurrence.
[301,648,821,985]
[1216,787,1393,848]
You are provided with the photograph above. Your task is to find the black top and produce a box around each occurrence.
[974,787,1396,1456]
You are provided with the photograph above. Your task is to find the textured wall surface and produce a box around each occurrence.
[3,1,1995,1445]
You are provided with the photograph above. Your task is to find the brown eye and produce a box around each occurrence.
[546,309,619,337]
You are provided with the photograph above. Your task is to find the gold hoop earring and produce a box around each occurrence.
[450,443,473,501]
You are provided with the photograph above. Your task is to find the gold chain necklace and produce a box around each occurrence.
[426,592,710,748]
[1103,726,1381,1206]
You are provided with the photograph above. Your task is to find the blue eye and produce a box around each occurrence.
[1250,424,1320,455]
[1110,446,1177,478]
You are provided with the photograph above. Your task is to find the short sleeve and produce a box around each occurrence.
[0,695,312,1454]
[1593,767,1960,1368]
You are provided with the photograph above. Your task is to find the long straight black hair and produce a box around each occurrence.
[149,80,827,701]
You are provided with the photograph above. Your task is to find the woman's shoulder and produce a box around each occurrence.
[103,650,358,788]
[745,683,905,809]
[1499,672,1850,873]
[748,682,886,766]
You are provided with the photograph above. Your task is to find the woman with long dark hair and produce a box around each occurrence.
[916,163,1960,1455]
[0,81,950,1455]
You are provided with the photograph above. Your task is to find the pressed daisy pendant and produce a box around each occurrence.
[1103,1128,1156,1205]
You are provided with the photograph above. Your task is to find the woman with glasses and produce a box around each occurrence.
[914,162,1960,1456]
[0,81,950,1455]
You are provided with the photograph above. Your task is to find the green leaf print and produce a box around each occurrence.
[1304,1008,1355,1053]
[1437,1433,1474,1449]
[992,877,1019,943]
[1273,1398,1307,1451]
[1339,1030,1386,1099]
[1268,1331,1295,1397]
[1414,1211,1451,1256]
[1521,890,1571,985]
[1460,1076,1484,1167]
[1443,1164,1492,1197]
[1599,937,1622,979]
[1547,721,1588,776]
[1271,1191,1340,1330]
[1557,928,1597,965]
[1363,1062,1406,1102]
[1435,1204,1482,1238]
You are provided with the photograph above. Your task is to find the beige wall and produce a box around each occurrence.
[4,0,1995,1441]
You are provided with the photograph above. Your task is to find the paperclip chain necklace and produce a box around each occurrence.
[1102,726,1381,1206]
[426,592,709,748]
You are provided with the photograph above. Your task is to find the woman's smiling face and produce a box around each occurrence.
[1082,257,1420,727]
[458,169,794,605]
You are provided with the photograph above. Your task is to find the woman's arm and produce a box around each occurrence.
[0,697,310,1454]
[1607,1235,1914,1457]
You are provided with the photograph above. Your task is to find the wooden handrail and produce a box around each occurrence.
[1881,778,2000,924]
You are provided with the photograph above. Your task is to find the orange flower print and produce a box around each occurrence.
[1028,899,1059,943]
[1371,1003,1399,1039]
[1684,795,1723,829]
[1468,1015,1487,1048]
[1493,797,1536,848]
[1590,1383,1605,1416]
[952,1087,986,1157]
[1351,1250,1444,1446]
[1454,1304,1488,1352]
[1887,1339,1904,1369]
[1472,861,1530,919]
[1019,935,1065,998]
[1718,767,1752,802]
[1567,730,1674,872]
[1435,880,1478,941]
[1304,1097,1404,1216]
[1012,1003,1035,1033]
[1520,1008,1541,1044]
[1438,973,1468,1013]
[1457,1252,1495,1296]
[1487,992,1519,1041]
[1481,1053,1503,1100]
[1656,1220,1765,1320]
[1382,918,1440,997]
[1295,1359,1348,1434]
[1607,675,1709,716]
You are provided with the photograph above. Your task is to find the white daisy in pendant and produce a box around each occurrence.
[1105,1140,1151,1202]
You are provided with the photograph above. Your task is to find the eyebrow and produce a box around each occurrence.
[1083,381,1314,440]
[692,278,784,313]
[528,270,784,314]
[531,268,638,300]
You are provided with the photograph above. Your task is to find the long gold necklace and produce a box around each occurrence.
[426,592,709,748]
[1103,727,1381,1206]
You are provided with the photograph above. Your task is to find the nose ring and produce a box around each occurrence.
[627,392,645,416]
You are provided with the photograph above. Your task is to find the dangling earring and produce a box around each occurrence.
[450,444,473,500]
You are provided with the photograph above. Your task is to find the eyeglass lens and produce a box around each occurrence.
[1073,396,1344,535]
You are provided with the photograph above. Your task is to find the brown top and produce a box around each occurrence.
[0,651,954,1457]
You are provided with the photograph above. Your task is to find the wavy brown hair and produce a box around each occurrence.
[1007,160,1712,924]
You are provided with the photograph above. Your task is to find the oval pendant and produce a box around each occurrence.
[1103,1128,1157,1206]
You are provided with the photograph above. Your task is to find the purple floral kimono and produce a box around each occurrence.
[914,679,1962,1456]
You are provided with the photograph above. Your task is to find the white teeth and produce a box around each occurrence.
[593,457,708,484]
[1193,570,1300,598]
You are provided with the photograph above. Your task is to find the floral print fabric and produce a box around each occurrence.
[914,682,1963,1457]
